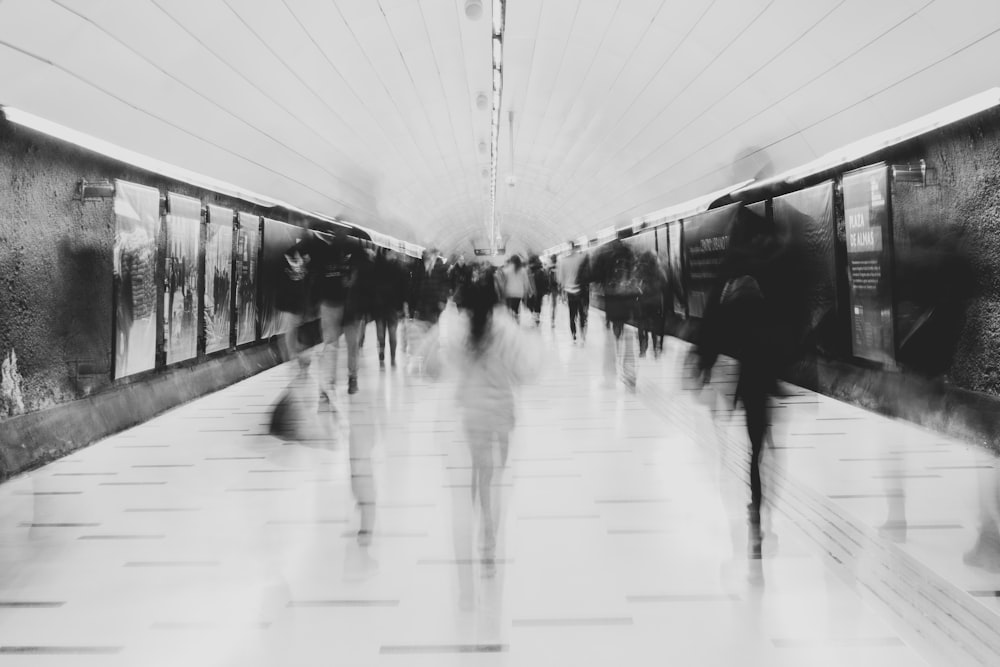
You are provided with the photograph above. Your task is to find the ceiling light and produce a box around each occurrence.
[465,0,483,20]
[476,92,489,110]
[492,0,505,34]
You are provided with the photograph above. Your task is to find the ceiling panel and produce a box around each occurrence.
[2,0,999,255]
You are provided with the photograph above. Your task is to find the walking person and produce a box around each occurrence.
[557,242,590,342]
[635,250,668,358]
[500,254,533,322]
[592,239,640,389]
[370,248,408,369]
[429,267,540,607]
[547,255,559,327]
[693,205,784,556]
[525,255,549,326]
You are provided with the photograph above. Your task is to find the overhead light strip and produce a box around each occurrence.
[489,0,506,254]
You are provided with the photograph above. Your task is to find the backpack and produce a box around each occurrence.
[603,250,641,298]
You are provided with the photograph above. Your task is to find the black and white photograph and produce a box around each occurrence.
[163,192,201,365]
[236,211,260,346]
[204,205,234,354]
[112,179,159,379]
[3,2,1000,664]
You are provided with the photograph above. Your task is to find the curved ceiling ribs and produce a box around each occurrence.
[0,0,998,256]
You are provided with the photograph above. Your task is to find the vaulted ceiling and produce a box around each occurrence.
[2,0,1000,257]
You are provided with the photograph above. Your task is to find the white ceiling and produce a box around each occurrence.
[1,0,999,256]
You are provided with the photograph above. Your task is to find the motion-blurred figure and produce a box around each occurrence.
[635,250,668,358]
[409,248,449,326]
[525,254,549,326]
[370,248,408,369]
[694,205,787,556]
[434,267,540,608]
[966,458,1000,572]
[499,254,533,322]
[557,241,590,342]
[592,239,640,389]
[547,254,559,327]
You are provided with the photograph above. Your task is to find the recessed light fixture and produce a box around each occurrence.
[465,0,482,20]
[476,92,489,110]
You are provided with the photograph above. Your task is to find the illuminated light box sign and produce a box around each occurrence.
[843,164,895,365]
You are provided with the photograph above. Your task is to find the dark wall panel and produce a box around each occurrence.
[773,181,836,343]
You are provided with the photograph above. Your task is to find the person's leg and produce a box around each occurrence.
[375,316,387,365]
[743,383,768,524]
[319,304,343,392]
[637,314,649,357]
[567,294,579,339]
[604,316,617,382]
[550,291,558,327]
[282,311,304,364]
[386,311,399,366]
[344,317,361,393]
[579,291,589,340]
[620,319,636,389]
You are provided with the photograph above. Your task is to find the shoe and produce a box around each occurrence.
[481,557,497,579]
[348,376,359,394]
[390,357,396,368]
[379,356,385,370]
[357,529,372,547]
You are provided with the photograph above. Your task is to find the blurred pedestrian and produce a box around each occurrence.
[443,269,540,600]
[500,254,533,322]
[410,248,449,325]
[557,242,590,342]
[635,250,668,358]
[694,205,784,556]
[370,248,408,369]
[525,254,549,326]
[592,239,640,389]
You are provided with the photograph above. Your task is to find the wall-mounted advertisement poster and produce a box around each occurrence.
[683,203,739,318]
[667,221,684,316]
[236,212,260,346]
[163,193,200,364]
[843,164,895,364]
[204,205,234,354]
[260,218,304,339]
[113,180,160,378]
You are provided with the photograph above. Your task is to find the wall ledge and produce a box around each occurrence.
[0,341,284,481]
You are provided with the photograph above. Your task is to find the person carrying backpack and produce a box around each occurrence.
[694,205,783,557]
[592,239,640,389]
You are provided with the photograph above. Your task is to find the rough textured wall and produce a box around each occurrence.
[0,121,280,421]
[0,124,115,415]
[891,110,1000,395]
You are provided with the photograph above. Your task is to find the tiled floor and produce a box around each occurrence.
[0,304,997,665]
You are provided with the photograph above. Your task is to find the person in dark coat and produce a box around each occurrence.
[694,205,786,556]
[409,248,450,325]
[635,250,668,358]
[370,248,408,368]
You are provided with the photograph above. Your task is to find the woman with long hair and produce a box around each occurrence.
[442,266,539,606]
